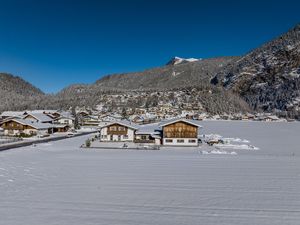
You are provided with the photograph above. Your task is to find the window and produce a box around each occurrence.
[119,127,125,131]
[110,126,117,131]
[166,139,173,143]
[189,139,196,143]
[177,139,184,143]
[123,135,128,139]
[141,135,148,140]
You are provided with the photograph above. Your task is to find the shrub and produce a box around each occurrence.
[85,139,91,147]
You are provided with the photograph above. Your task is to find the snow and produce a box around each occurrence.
[172,57,201,65]
[0,121,300,225]
[201,150,237,155]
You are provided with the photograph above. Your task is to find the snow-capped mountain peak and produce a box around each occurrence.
[167,56,201,65]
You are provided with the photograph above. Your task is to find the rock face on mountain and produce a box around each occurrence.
[212,24,300,117]
[0,73,44,112]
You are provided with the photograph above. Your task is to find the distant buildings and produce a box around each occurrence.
[0,110,73,136]
[99,118,202,146]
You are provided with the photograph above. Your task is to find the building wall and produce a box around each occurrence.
[163,138,198,146]
[57,118,73,125]
[162,121,199,146]
[3,128,43,136]
[163,121,198,139]
[100,126,135,142]
[23,115,38,122]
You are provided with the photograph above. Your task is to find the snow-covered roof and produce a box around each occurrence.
[267,115,279,120]
[25,110,58,114]
[0,111,25,118]
[60,111,73,118]
[159,118,203,128]
[56,115,75,120]
[23,113,53,123]
[2,118,53,130]
[101,120,139,130]
[53,124,70,128]
[136,123,161,135]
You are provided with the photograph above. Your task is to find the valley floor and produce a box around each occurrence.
[0,121,299,225]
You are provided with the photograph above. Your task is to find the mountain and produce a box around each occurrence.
[2,24,299,117]
[212,24,300,117]
[93,56,237,91]
[47,56,250,114]
[0,73,45,112]
[166,57,201,65]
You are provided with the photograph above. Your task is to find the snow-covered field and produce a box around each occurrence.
[0,121,300,225]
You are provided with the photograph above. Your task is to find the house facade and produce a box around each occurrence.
[0,119,53,136]
[99,121,138,142]
[54,116,74,126]
[160,119,201,146]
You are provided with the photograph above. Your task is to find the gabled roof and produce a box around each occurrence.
[55,115,75,120]
[159,118,203,128]
[0,111,25,118]
[100,120,139,130]
[23,113,53,123]
[1,118,53,130]
[24,110,58,114]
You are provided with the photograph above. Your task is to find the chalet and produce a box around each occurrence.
[23,113,53,123]
[54,115,75,126]
[99,121,139,142]
[242,113,255,121]
[130,115,144,124]
[53,124,70,133]
[0,118,53,136]
[159,119,202,146]
[78,111,89,117]
[265,115,280,122]
[81,115,100,126]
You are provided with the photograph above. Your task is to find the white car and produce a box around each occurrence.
[67,133,75,137]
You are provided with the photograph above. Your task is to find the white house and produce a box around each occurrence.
[55,116,75,126]
[99,121,139,142]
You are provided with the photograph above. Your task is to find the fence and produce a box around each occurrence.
[0,135,23,145]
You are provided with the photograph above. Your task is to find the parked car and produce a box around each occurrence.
[67,133,75,137]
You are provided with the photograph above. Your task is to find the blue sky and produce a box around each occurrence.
[0,0,299,93]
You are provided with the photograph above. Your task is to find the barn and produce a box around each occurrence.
[160,119,202,146]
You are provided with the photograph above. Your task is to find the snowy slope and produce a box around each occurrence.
[0,121,300,225]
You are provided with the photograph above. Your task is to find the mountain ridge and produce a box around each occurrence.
[212,23,300,117]
[1,24,299,118]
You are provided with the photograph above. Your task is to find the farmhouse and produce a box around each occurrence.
[0,118,53,136]
[160,119,202,146]
[99,121,139,142]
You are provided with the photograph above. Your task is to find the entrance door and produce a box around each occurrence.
[118,135,121,141]
[110,135,113,141]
